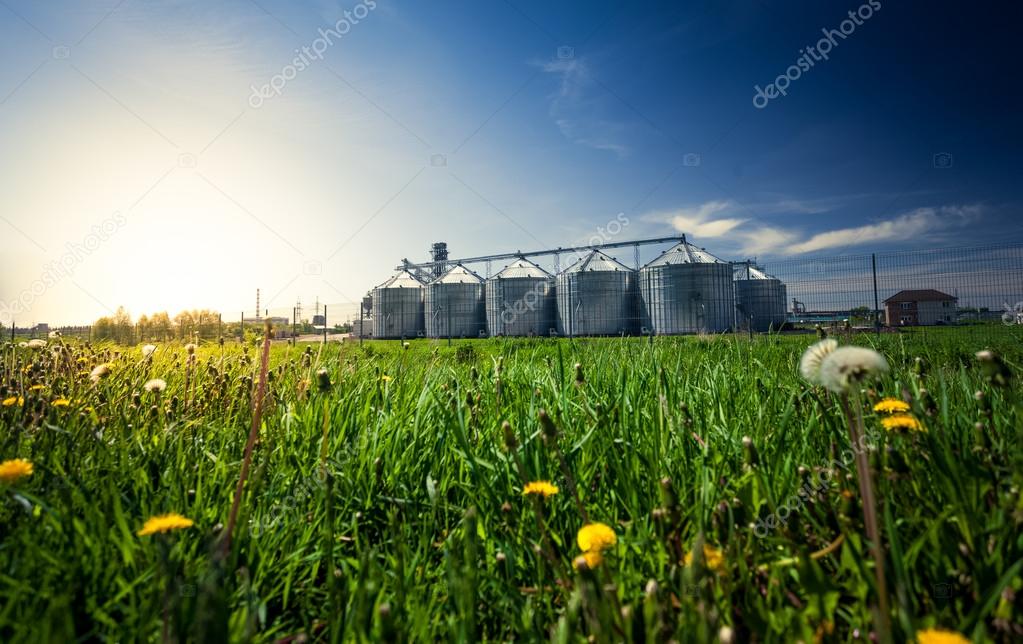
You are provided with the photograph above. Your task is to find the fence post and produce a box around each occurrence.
[323,305,327,344]
[747,260,753,341]
[10,321,14,342]
[872,253,880,335]
[240,311,244,342]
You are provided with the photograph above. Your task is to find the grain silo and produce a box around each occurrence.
[486,257,554,336]
[734,264,787,332]
[556,250,636,336]
[425,264,486,338]
[371,269,425,339]
[639,238,734,334]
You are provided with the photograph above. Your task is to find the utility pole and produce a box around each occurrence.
[359,302,364,347]
[323,305,327,344]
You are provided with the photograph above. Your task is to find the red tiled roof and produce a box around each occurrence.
[883,289,957,303]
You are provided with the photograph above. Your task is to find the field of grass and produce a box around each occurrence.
[1,329,1022,642]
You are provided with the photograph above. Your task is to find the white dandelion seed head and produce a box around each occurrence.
[90,363,111,383]
[143,378,167,393]
[142,344,157,358]
[48,330,61,338]
[26,339,47,349]
[799,339,838,384]
[18,341,28,348]
[185,343,197,355]
[818,346,889,393]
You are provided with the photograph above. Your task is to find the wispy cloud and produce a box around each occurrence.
[646,200,984,256]
[538,56,629,157]
[643,200,748,237]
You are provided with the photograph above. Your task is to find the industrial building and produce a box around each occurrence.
[361,236,789,338]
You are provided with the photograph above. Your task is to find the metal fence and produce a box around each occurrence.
[7,243,1023,344]
[762,243,1023,335]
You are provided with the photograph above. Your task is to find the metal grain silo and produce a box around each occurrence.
[556,250,636,336]
[734,264,787,332]
[425,264,486,338]
[639,238,734,334]
[486,258,554,336]
[371,269,424,339]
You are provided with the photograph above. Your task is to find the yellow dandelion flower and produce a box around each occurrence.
[577,522,617,553]
[684,544,726,574]
[137,513,195,536]
[0,459,34,484]
[380,375,392,382]
[523,481,559,498]
[51,399,71,407]
[873,398,910,414]
[2,396,24,407]
[916,628,970,644]
[28,384,45,392]
[881,414,925,432]
[573,550,603,570]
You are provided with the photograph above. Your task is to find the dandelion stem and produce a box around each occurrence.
[221,320,272,560]
[840,393,892,644]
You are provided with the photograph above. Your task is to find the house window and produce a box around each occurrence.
[942,301,950,308]
[945,315,951,322]
[900,302,912,310]
[900,315,912,324]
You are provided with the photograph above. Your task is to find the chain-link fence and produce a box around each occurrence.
[760,243,1023,339]
[7,244,1023,344]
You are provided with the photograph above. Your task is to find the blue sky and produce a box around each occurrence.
[1,0,1020,324]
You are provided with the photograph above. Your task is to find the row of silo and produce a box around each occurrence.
[369,241,786,337]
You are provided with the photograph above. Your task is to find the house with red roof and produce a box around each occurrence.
[883,289,957,326]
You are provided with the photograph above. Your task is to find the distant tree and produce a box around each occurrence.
[150,312,172,341]
[112,307,133,344]
[93,316,114,341]
[850,306,872,323]
[137,314,150,341]
[174,311,196,340]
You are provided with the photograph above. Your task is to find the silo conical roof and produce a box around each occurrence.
[561,249,633,274]
[376,269,424,289]
[733,265,776,280]
[643,239,727,268]
[493,257,552,279]
[433,264,484,284]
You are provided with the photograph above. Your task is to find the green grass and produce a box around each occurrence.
[1,330,1021,642]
